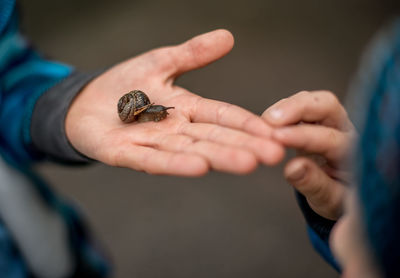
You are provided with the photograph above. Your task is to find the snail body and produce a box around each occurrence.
[137,105,175,123]
[118,90,174,123]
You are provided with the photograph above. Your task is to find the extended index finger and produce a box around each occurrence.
[190,97,274,138]
[262,91,353,131]
[272,124,353,162]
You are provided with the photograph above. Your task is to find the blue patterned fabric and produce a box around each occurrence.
[0,3,72,164]
[0,218,26,278]
[356,19,400,278]
[0,1,110,277]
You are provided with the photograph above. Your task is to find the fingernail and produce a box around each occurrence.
[268,108,283,120]
[288,163,306,181]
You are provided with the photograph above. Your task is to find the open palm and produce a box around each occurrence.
[66,30,284,176]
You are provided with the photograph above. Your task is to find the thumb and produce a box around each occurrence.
[284,157,345,220]
[166,29,234,78]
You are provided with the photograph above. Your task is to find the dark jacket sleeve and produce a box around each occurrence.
[29,70,102,164]
[295,192,341,271]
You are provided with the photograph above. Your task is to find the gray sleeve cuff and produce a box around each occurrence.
[30,70,103,164]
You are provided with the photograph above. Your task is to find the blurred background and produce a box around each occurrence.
[18,0,400,277]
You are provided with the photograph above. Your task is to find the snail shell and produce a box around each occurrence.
[118,90,174,123]
[118,90,152,123]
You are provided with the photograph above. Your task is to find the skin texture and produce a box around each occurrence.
[262,90,357,220]
[264,90,384,277]
[66,30,284,176]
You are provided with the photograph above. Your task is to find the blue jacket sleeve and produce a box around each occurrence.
[295,192,341,272]
[0,9,71,163]
[0,6,100,165]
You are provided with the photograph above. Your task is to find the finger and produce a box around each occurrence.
[114,145,209,176]
[122,130,258,174]
[190,97,275,138]
[178,122,284,165]
[272,124,353,161]
[323,166,354,184]
[285,157,345,220]
[163,29,234,79]
[262,91,352,130]
[184,140,258,174]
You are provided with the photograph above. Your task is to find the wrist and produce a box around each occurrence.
[31,70,103,163]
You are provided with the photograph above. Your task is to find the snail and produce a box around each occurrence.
[118,90,174,123]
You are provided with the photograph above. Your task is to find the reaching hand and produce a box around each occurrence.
[262,91,357,220]
[65,30,284,176]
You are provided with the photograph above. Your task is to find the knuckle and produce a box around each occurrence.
[296,90,310,97]
[266,98,288,112]
[327,130,348,159]
[319,90,334,96]
[240,115,254,131]
[325,137,338,159]
[328,129,339,146]
[184,97,204,123]
[308,181,325,200]
[155,46,173,56]
[294,91,311,103]
[216,103,231,123]
[153,46,180,73]
[278,97,289,103]
[323,91,340,107]
[312,182,343,217]
[186,39,202,68]
[303,167,327,199]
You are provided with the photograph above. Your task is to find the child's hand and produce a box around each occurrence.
[262,91,357,220]
[65,30,284,176]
